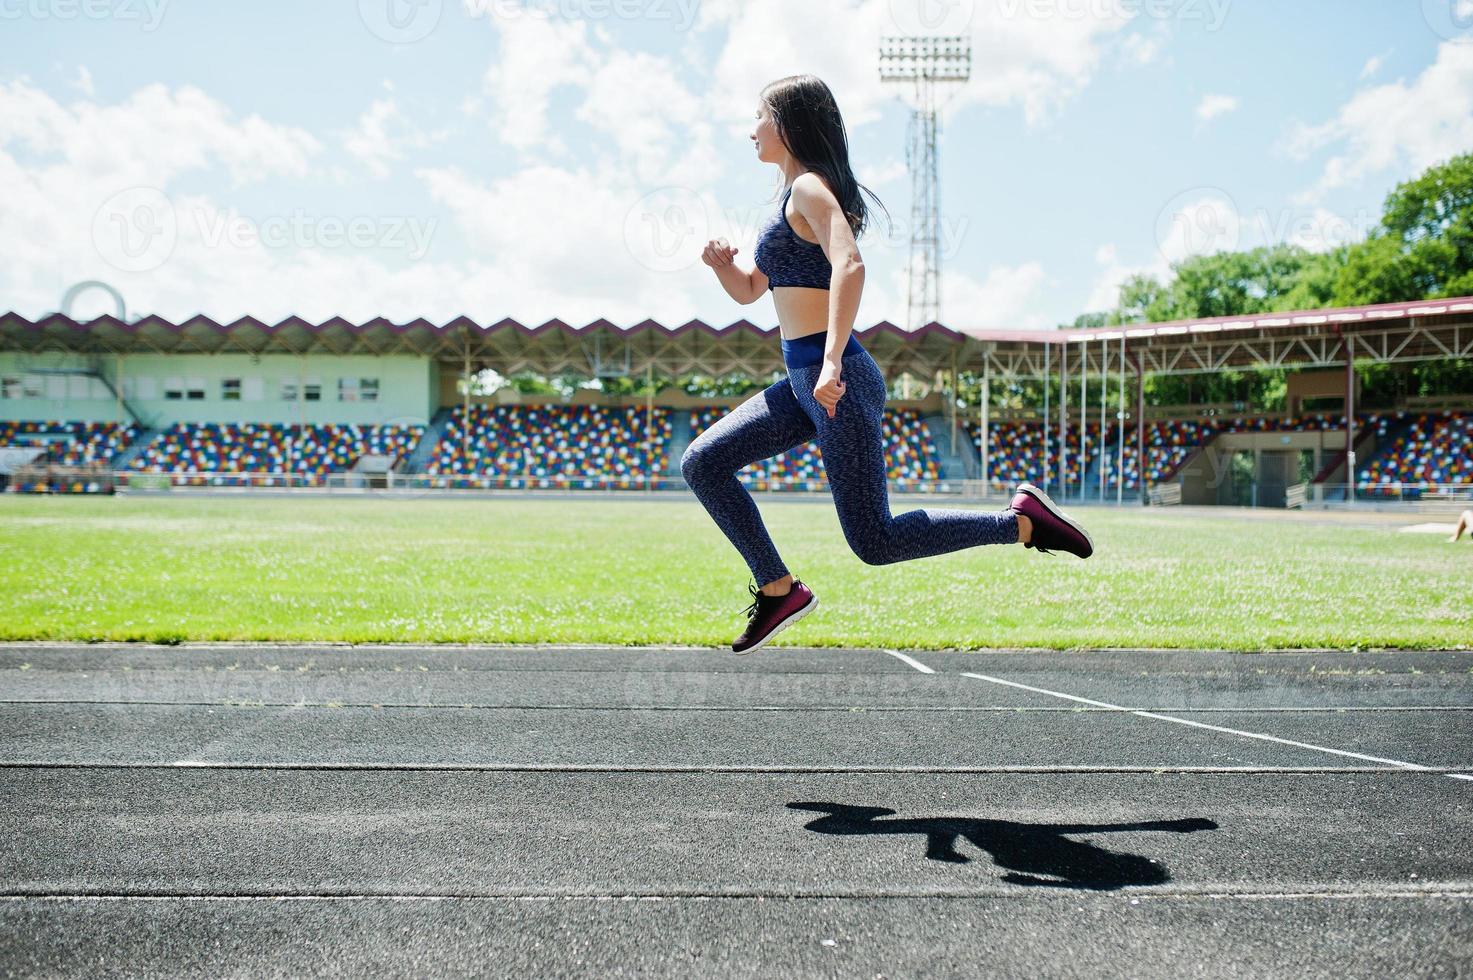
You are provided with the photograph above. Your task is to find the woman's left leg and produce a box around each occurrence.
[787,348,1020,566]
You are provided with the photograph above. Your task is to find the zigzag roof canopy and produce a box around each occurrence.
[2,295,1469,379]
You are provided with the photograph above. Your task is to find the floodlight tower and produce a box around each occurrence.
[878,35,971,331]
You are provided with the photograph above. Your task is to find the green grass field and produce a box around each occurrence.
[0,494,1467,650]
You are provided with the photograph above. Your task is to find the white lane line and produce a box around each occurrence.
[959,672,1126,710]
[882,650,935,674]
[959,672,1462,780]
[1450,774,1473,782]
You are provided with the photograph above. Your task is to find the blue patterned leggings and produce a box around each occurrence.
[680,344,1019,587]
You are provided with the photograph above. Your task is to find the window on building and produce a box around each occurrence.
[338,377,359,402]
[23,374,43,399]
[242,377,264,401]
[304,377,321,402]
[281,379,298,401]
[164,376,184,400]
[1,376,19,399]
[186,377,205,400]
[222,378,241,401]
[361,378,379,401]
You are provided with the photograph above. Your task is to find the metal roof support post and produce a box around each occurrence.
[645,359,653,495]
[1058,341,1068,503]
[1345,339,1356,503]
[1135,351,1146,506]
[980,354,990,496]
[1079,340,1087,503]
[461,340,470,466]
[949,348,958,457]
[1042,343,1051,494]
[1097,338,1106,502]
[1117,333,1126,506]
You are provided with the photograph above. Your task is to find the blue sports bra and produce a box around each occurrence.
[753,184,832,291]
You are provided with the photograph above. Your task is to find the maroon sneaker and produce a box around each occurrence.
[732,578,819,654]
[1010,482,1094,559]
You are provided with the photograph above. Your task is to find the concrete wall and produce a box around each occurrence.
[0,352,435,427]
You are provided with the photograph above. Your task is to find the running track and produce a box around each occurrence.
[1,642,1470,977]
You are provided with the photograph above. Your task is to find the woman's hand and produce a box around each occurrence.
[701,237,738,269]
[814,361,846,418]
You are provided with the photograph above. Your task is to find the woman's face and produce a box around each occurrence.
[750,101,783,164]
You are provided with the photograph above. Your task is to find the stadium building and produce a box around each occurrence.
[1,291,1469,507]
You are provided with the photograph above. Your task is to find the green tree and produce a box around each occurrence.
[1335,152,1473,303]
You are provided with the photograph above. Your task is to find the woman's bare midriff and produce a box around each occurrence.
[774,286,830,340]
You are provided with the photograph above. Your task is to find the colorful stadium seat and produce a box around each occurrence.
[688,407,941,490]
[130,422,424,486]
[427,405,672,489]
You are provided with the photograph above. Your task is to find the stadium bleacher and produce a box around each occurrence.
[962,413,1393,492]
[688,407,941,490]
[129,422,425,486]
[426,404,673,488]
[1357,411,1472,490]
[0,420,141,467]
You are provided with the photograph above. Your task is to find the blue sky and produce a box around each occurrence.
[3,0,1470,332]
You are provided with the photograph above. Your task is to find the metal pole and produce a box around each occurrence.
[1135,352,1146,506]
[1059,342,1068,503]
[949,349,958,456]
[461,343,470,465]
[1098,338,1107,502]
[1079,340,1087,503]
[645,360,654,495]
[981,356,991,494]
[1117,333,1126,506]
[1345,339,1356,503]
[1042,343,1051,493]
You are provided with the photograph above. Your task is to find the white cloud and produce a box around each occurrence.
[72,66,94,97]
[1195,94,1238,122]
[1082,241,1170,314]
[703,0,1135,135]
[474,14,600,155]
[944,262,1051,332]
[341,89,444,180]
[1360,54,1384,80]
[1286,38,1473,205]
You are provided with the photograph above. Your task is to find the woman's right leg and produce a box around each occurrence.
[680,376,817,588]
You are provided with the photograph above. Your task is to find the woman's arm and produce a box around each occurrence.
[790,173,864,364]
[703,238,764,305]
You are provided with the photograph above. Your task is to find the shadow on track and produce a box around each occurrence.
[788,802,1219,890]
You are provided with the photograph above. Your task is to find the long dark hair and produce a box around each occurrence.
[760,74,890,241]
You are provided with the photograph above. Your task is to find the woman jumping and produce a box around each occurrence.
[682,74,1094,655]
